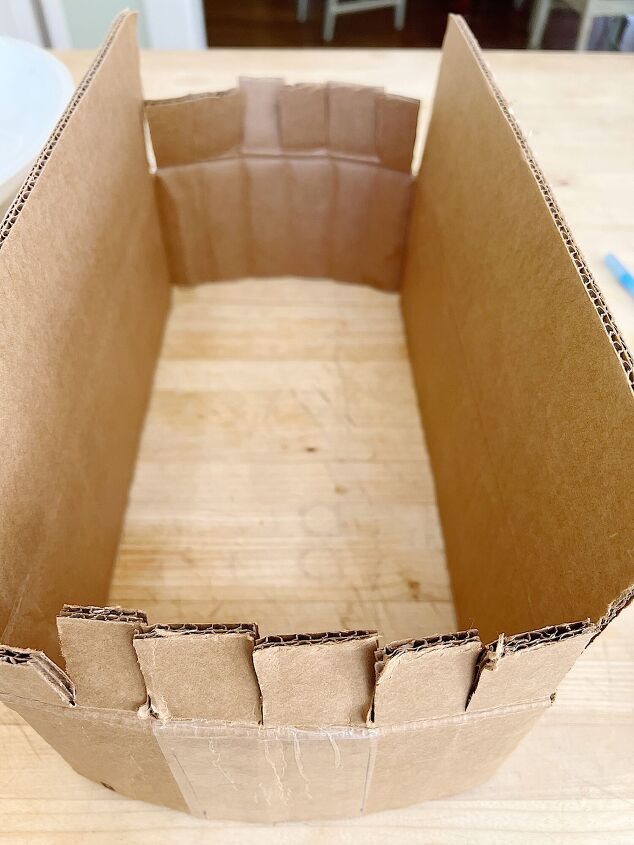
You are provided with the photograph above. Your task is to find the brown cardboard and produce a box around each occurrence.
[467,621,595,712]
[133,623,261,722]
[373,630,482,724]
[57,605,148,710]
[254,632,378,727]
[0,8,631,824]
[148,77,418,290]
[145,89,245,167]
[401,15,634,644]
[0,11,170,661]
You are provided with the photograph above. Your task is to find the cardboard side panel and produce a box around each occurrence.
[401,15,634,642]
[154,721,371,822]
[372,631,482,725]
[146,89,244,167]
[3,697,188,813]
[468,622,594,712]
[133,624,261,722]
[365,699,549,814]
[56,606,147,710]
[253,632,377,727]
[0,12,171,661]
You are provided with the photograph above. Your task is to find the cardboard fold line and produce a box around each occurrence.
[467,621,595,711]
[253,630,378,727]
[372,629,482,725]
[56,604,148,711]
[133,623,262,723]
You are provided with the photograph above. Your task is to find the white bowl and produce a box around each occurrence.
[0,37,75,215]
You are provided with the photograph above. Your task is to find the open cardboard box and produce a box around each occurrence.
[0,11,632,822]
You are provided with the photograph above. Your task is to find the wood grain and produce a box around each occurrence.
[0,47,632,844]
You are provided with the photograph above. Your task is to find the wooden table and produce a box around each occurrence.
[1,47,632,844]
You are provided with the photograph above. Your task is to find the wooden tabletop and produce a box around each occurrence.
[1,48,632,844]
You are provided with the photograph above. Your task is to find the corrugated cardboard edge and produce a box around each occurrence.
[0,12,127,245]
[0,646,74,706]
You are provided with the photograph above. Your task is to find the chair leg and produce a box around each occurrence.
[323,0,336,41]
[575,2,596,50]
[394,0,407,31]
[528,0,552,48]
[297,0,309,23]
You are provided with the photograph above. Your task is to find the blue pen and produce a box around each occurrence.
[605,253,634,297]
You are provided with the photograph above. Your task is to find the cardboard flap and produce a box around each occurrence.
[372,630,482,725]
[133,623,261,722]
[57,605,148,710]
[401,15,634,643]
[253,631,377,727]
[467,621,594,711]
[145,89,245,168]
[0,11,171,661]
[0,645,73,706]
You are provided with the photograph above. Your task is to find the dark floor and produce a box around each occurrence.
[203,0,585,49]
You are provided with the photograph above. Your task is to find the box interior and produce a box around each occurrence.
[109,276,454,645]
[0,10,631,669]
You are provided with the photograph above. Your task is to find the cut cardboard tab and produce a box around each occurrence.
[253,631,377,727]
[57,605,147,711]
[279,84,327,150]
[0,646,73,706]
[376,93,420,172]
[133,623,261,722]
[239,76,283,152]
[328,83,381,157]
[146,89,245,168]
[467,622,595,712]
[373,630,482,725]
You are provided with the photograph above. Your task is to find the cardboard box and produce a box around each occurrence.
[0,12,631,822]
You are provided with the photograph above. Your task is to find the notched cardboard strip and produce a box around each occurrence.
[57,605,148,711]
[372,629,482,725]
[467,621,595,711]
[0,645,74,706]
[133,623,261,723]
[253,631,378,727]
